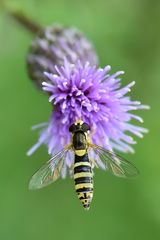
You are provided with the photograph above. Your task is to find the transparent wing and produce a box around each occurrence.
[89,144,139,178]
[29,146,71,190]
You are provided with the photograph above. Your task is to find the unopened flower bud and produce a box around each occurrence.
[27,24,98,89]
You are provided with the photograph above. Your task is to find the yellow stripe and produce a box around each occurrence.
[74,162,91,168]
[74,172,92,179]
[75,183,93,190]
[75,150,86,156]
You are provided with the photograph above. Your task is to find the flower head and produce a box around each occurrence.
[27,59,149,166]
[27,24,98,89]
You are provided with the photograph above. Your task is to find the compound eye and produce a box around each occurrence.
[69,124,77,133]
[81,122,90,132]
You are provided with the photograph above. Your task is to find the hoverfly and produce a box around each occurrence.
[29,119,138,210]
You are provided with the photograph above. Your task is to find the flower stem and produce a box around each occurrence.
[8,11,43,35]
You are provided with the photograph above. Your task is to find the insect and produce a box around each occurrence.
[29,119,139,210]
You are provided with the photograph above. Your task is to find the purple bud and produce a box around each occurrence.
[27,24,98,89]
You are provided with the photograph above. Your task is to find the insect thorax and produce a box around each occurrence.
[69,120,90,156]
[72,131,87,151]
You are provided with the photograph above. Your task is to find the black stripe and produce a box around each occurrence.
[74,165,91,174]
[75,153,89,163]
[76,187,93,193]
[79,197,92,201]
[75,177,92,185]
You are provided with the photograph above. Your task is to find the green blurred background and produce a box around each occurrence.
[0,0,159,239]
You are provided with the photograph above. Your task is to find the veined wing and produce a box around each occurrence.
[29,146,71,190]
[89,144,139,178]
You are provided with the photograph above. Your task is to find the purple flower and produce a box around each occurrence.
[27,59,149,168]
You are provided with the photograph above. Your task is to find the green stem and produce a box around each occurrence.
[8,11,43,35]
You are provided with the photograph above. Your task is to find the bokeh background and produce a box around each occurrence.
[0,0,159,239]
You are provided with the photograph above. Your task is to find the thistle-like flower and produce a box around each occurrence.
[27,58,149,169]
[6,11,149,164]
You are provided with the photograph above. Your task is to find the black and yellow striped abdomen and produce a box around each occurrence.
[74,153,93,210]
